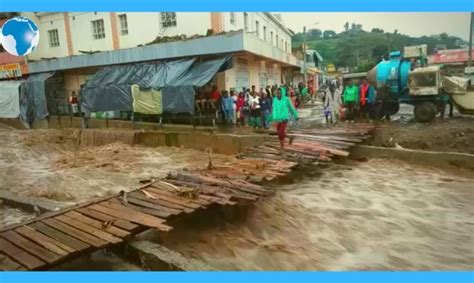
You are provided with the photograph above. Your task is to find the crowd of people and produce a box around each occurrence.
[195,83,309,148]
[323,78,377,124]
[195,83,312,129]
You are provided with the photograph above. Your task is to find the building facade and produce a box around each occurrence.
[16,12,298,96]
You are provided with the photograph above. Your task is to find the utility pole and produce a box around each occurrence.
[387,33,391,58]
[303,26,307,85]
[302,22,318,86]
[468,12,473,67]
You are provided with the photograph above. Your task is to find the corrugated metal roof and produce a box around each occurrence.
[27,32,245,73]
[27,31,300,73]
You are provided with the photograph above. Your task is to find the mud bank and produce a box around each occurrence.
[158,159,474,270]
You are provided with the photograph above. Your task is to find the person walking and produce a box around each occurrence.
[343,80,359,121]
[272,88,298,149]
[324,80,343,124]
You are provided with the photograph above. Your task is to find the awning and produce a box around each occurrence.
[0,80,21,118]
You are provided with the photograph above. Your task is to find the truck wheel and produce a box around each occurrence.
[414,102,437,123]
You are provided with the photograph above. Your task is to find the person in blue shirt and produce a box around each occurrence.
[221,91,234,125]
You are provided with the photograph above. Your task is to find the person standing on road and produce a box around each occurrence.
[248,91,261,128]
[236,92,246,126]
[221,91,234,125]
[272,88,298,149]
[343,80,359,121]
[260,91,272,129]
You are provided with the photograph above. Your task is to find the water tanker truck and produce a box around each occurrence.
[366,51,474,122]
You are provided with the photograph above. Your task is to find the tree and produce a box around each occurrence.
[344,22,349,32]
[371,28,384,33]
[323,30,336,39]
[309,28,322,39]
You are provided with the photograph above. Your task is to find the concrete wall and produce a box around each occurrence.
[25,12,293,62]
[24,12,70,60]
[350,145,474,171]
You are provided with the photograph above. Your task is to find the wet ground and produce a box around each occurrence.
[159,159,474,270]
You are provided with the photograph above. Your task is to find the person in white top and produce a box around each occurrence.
[248,91,261,128]
[324,79,343,124]
[231,90,238,125]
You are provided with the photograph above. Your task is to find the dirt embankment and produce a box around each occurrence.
[367,117,474,154]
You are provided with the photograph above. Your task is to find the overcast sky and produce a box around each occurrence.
[279,13,471,40]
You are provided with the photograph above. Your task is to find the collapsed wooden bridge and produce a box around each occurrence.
[0,124,375,271]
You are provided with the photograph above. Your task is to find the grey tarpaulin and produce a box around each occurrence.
[169,56,233,87]
[161,86,195,114]
[81,55,232,114]
[81,59,195,112]
[0,80,21,118]
[20,72,54,126]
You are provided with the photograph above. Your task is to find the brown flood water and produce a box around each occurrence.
[160,159,474,270]
[0,126,231,209]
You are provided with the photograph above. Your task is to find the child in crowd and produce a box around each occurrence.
[260,91,272,129]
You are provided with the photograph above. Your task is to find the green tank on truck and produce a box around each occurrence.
[367,51,473,122]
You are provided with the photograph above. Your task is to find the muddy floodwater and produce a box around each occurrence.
[0,126,230,208]
[0,205,36,227]
[161,159,474,270]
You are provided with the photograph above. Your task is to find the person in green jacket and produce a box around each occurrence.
[272,88,299,148]
[343,80,359,121]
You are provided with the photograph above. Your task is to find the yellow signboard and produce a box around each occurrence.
[0,63,22,79]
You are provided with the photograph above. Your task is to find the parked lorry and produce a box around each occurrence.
[366,50,474,122]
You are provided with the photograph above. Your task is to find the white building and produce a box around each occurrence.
[23,12,299,95]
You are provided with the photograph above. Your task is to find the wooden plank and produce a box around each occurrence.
[115,201,175,220]
[128,192,194,213]
[29,222,89,251]
[15,226,73,256]
[88,203,172,231]
[0,253,27,271]
[147,186,211,206]
[144,187,205,209]
[0,238,45,270]
[76,207,139,231]
[55,215,122,244]
[107,198,179,217]
[42,218,108,248]
[0,231,61,264]
[116,198,176,218]
[64,211,130,238]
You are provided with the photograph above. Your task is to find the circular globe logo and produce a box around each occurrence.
[0,16,40,57]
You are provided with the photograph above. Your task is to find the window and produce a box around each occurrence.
[160,12,177,28]
[281,39,284,50]
[270,31,274,44]
[243,12,248,31]
[91,19,105,39]
[255,21,259,36]
[230,12,236,25]
[285,41,287,52]
[48,29,60,47]
[276,35,279,47]
[118,14,128,35]
[263,26,267,41]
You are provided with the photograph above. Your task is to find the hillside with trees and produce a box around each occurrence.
[292,22,468,72]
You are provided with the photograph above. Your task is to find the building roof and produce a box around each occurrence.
[27,31,300,73]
